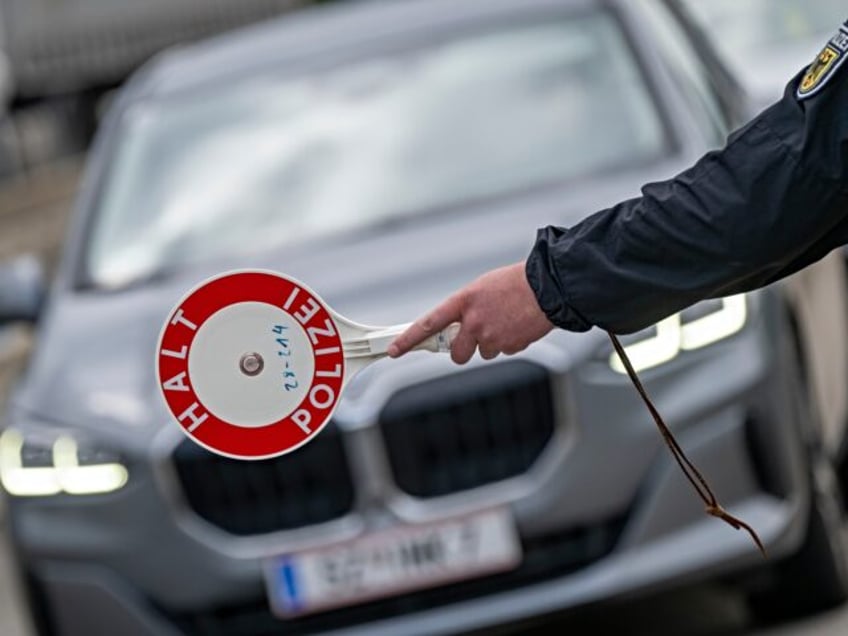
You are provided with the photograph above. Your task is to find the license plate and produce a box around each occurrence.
[264,508,521,616]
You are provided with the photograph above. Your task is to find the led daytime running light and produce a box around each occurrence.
[610,295,747,374]
[0,429,128,496]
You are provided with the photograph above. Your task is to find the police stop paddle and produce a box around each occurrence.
[156,270,457,460]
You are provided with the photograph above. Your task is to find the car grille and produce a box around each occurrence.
[380,361,557,498]
[172,426,355,536]
[166,516,627,636]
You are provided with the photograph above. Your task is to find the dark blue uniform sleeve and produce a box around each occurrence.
[526,35,848,335]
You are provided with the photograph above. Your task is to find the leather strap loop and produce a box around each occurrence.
[608,332,767,558]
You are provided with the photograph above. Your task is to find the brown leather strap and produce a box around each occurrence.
[608,332,767,558]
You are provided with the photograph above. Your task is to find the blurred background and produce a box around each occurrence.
[0,0,316,401]
[1,1,848,635]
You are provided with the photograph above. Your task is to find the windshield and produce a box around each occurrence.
[682,0,845,62]
[86,11,667,288]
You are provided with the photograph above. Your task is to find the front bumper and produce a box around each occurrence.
[6,293,812,636]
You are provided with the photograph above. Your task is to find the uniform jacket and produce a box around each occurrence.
[526,19,848,334]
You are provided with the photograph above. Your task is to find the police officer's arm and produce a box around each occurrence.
[527,59,848,335]
[390,30,848,363]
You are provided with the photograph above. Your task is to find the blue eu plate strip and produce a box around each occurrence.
[278,557,302,612]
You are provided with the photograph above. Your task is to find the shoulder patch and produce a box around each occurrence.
[797,20,848,100]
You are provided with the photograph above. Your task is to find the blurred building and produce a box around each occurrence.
[0,0,319,407]
[0,0,313,175]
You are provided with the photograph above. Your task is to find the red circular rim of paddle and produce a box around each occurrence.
[156,270,345,460]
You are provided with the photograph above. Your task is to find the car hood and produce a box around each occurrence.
[10,165,675,443]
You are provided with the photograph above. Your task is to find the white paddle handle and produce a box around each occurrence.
[343,323,460,359]
[411,323,461,354]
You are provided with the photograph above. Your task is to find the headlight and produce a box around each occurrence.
[609,295,747,374]
[0,429,129,496]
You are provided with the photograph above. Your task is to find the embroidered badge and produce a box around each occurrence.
[797,20,848,100]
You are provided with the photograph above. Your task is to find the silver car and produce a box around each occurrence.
[1,0,848,634]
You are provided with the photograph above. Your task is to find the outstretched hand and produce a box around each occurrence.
[387,263,554,364]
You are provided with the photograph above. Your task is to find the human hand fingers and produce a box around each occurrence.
[388,261,554,362]
[388,294,463,358]
[449,325,478,364]
[479,345,499,360]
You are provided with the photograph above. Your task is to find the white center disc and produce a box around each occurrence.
[188,301,315,427]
